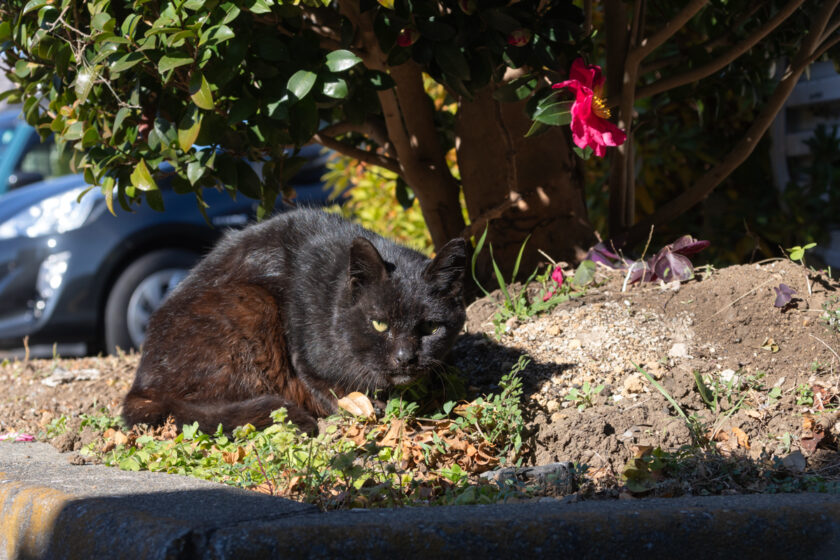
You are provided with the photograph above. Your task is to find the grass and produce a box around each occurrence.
[470,226,595,337]
[627,362,840,498]
[42,358,533,510]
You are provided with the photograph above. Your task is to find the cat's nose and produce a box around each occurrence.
[394,347,417,367]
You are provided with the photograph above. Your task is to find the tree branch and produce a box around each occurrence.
[635,0,806,100]
[312,133,401,174]
[638,2,767,76]
[616,0,840,247]
[630,0,709,64]
[318,118,391,153]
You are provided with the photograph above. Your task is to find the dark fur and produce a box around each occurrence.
[122,209,466,434]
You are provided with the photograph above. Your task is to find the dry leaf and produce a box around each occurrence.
[337,392,375,420]
[760,338,779,352]
[378,419,405,448]
[222,446,247,465]
[731,426,750,449]
[342,424,368,447]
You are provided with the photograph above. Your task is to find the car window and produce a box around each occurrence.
[18,137,72,179]
[0,121,16,163]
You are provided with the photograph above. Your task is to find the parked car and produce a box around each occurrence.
[0,146,334,357]
[0,108,72,195]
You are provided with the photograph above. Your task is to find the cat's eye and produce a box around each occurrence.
[421,321,440,335]
[371,319,389,332]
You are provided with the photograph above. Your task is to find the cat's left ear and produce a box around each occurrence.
[424,238,466,297]
[349,237,388,294]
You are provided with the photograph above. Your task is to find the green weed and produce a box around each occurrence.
[564,381,604,411]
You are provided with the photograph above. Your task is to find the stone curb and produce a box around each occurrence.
[2,443,840,559]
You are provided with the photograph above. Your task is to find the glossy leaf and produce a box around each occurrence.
[189,72,214,110]
[158,54,193,74]
[287,70,317,101]
[131,159,158,192]
[325,49,362,72]
[177,108,202,152]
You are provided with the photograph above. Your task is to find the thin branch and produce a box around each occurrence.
[809,33,840,64]
[460,191,523,240]
[616,1,838,247]
[311,133,401,175]
[630,0,709,63]
[638,2,767,76]
[318,118,391,152]
[823,16,840,43]
[584,0,592,36]
[635,0,806,100]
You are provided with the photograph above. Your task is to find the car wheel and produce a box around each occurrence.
[104,249,199,354]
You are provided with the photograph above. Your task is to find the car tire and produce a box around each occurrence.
[104,249,199,355]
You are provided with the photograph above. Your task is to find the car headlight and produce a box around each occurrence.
[0,186,99,240]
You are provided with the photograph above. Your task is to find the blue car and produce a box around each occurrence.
[0,119,334,356]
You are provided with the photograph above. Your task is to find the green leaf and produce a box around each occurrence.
[395,179,415,209]
[471,225,491,297]
[187,160,205,185]
[189,72,214,110]
[64,121,84,141]
[532,100,573,126]
[287,70,317,101]
[246,0,273,14]
[692,371,715,408]
[177,109,202,152]
[113,107,130,136]
[0,21,12,42]
[22,0,48,16]
[524,120,550,138]
[235,160,262,200]
[325,49,362,72]
[572,260,596,287]
[158,54,193,75]
[110,52,144,74]
[74,66,99,104]
[130,159,158,192]
[434,43,470,80]
[101,176,116,216]
[493,77,537,102]
[121,13,141,38]
[321,77,348,99]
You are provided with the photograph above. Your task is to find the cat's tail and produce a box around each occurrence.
[121,392,318,435]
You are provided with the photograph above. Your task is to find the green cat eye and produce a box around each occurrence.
[422,321,440,335]
[371,319,389,332]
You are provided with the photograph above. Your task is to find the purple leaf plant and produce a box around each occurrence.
[773,283,796,308]
[587,236,710,285]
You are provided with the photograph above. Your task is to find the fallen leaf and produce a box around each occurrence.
[342,424,368,447]
[760,338,779,352]
[378,419,405,448]
[731,426,750,449]
[337,392,375,420]
[222,446,247,465]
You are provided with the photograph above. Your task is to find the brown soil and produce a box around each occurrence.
[2,259,839,491]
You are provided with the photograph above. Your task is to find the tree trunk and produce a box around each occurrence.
[456,87,597,281]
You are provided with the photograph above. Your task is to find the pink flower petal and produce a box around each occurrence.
[552,58,627,158]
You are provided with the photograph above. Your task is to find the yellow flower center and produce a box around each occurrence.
[591,94,610,120]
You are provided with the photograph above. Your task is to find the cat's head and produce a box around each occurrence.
[338,236,467,391]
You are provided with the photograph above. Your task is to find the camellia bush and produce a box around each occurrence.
[1,0,838,275]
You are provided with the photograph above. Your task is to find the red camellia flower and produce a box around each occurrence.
[397,28,419,47]
[543,265,565,301]
[552,58,627,157]
[507,29,532,47]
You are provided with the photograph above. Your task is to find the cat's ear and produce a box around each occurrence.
[348,237,388,292]
[424,238,466,297]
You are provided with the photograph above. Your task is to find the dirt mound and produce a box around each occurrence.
[2,259,839,494]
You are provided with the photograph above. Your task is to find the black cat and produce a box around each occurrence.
[122,208,466,434]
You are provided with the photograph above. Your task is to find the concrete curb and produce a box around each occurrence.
[2,442,840,559]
